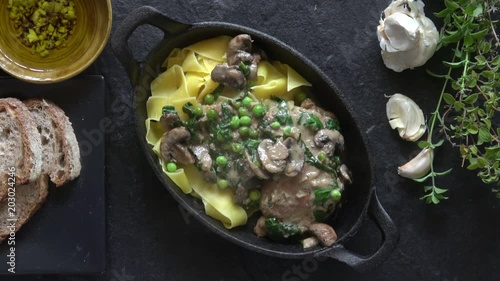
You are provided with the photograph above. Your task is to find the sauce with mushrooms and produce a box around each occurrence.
[158,34,351,248]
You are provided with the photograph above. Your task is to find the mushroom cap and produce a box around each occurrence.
[160,127,195,165]
[314,129,345,154]
[258,139,289,174]
[309,223,337,247]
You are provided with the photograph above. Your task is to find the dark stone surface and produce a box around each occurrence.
[1,0,499,280]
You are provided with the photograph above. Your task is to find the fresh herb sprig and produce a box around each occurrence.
[422,0,500,203]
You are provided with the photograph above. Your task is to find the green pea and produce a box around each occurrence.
[283,126,292,137]
[249,129,259,139]
[239,126,250,137]
[233,101,242,109]
[194,106,203,117]
[230,116,240,129]
[166,162,177,173]
[242,96,253,107]
[252,104,264,117]
[232,143,243,153]
[317,151,327,162]
[238,107,249,117]
[239,116,252,127]
[270,121,281,130]
[216,156,228,167]
[206,109,218,120]
[249,189,261,201]
[203,94,215,105]
[330,189,342,202]
[294,92,308,105]
[217,179,229,189]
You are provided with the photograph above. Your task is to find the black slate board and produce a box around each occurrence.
[0,75,105,274]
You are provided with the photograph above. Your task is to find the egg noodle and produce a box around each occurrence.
[146,35,311,228]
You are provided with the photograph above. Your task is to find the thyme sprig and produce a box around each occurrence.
[421,0,500,203]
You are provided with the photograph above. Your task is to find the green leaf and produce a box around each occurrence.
[433,139,445,148]
[482,118,492,129]
[314,188,331,204]
[484,147,500,160]
[454,101,465,111]
[475,55,486,64]
[479,127,492,144]
[470,145,478,155]
[464,93,479,104]
[443,93,456,105]
[443,60,465,68]
[413,173,432,183]
[481,70,495,81]
[464,33,474,47]
[467,123,479,134]
[472,4,483,17]
[418,141,431,149]
[441,30,463,44]
[471,29,488,40]
[477,157,489,168]
[467,162,479,170]
[491,56,500,66]
[426,69,449,79]
[434,187,449,194]
[444,0,460,10]
[434,8,452,18]
[431,194,440,204]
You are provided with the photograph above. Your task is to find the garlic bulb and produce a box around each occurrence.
[398,147,433,179]
[377,0,439,72]
[386,93,426,141]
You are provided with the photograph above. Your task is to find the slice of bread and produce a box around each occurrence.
[0,175,49,243]
[24,99,81,187]
[0,98,42,200]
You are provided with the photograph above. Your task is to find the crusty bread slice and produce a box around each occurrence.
[0,98,42,199]
[0,175,49,243]
[24,99,81,187]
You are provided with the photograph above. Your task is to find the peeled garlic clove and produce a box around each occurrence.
[377,0,439,72]
[386,93,426,141]
[398,148,433,179]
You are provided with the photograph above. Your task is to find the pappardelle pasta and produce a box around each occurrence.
[146,34,351,248]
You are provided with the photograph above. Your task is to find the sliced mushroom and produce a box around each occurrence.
[227,34,253,66]
[314,129,345,155]
[339,164,352,184]
[245,149,269,179]
[159,110,180,131]
[254,216,267,237]
[258,139,289,174]
[211,64,247,89]
[309,223,338,247]
[282,137,305,177]
[302,237,319,249]
[160,127,195,165]
[190,144,212,172]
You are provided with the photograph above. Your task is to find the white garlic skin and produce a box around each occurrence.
[377,0,439,72]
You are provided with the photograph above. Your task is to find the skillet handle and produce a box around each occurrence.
[111,6,191,84]
[315,192,399,272]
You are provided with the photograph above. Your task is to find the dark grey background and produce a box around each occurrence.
[1,0,499,280]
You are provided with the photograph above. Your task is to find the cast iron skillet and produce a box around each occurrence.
[111,6,399,272]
